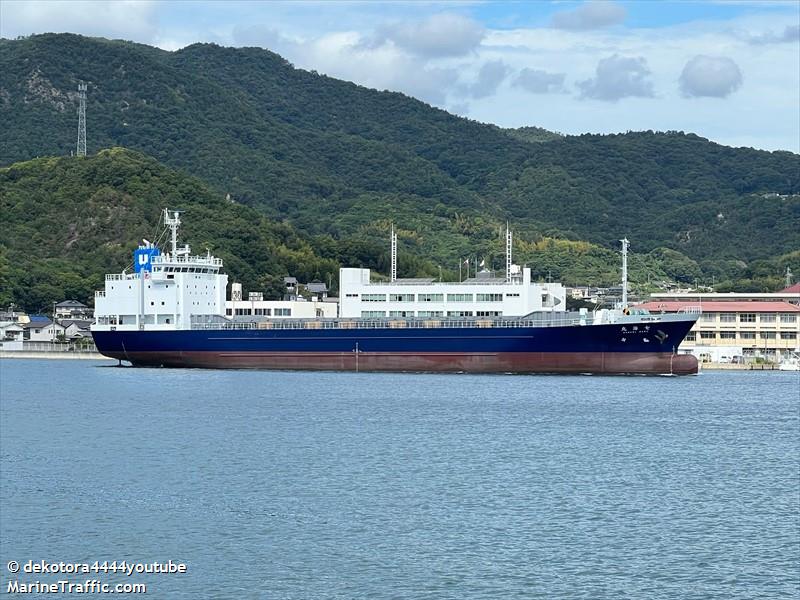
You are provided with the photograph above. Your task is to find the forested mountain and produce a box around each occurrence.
[1,33,799,307]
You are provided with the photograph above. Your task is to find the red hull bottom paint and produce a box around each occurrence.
[108,351,699,375]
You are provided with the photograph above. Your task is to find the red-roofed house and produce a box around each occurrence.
[637,296,800,362]
[781,282,800,294]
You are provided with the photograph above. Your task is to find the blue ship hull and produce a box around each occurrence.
[92,318,699,375]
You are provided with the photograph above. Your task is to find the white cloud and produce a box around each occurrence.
[467,60,510,99]
[748,24,800,44]
[513,68,566,94]
[0,0,158,41]
[551,1,626,31]
[373,13,484,58]
[283,31,459,105]
[679,55,743,97]
[577,55,655,101]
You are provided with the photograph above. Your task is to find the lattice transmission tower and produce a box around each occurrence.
[76,83,87,157]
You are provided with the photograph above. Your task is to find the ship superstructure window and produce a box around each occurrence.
[418,311,444,317]
[477,294,503,302]
[447,311,473,317]
[362,294,386,302]
[780,313,797,323]
[361,311,386,318]
[274,308,291,316]
[447,294,473,302]
[739,313,756,323]
[345,293,359,298]
[389,311,414,317]
[418,294,443,302]
[476,311,502,317]
[390,294,415,302]
[506,293,520,298]
[719,313,736,323]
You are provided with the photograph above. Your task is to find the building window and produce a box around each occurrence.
[506,293,520,298]
[739,331,756,339]
[476,293,503,302]
[781,331,797,340]
[759,313,776,323]
[719,331,736,339]
[700,313,717,322]
[362,294,386,302]
[447,294,473,302]
[684,332,696,341]
[418,294,443,302]
[699,332,716,340]
[345,293,359,298]
[225,309,232,316]
[780,313,797,323]
[760,331,776,339]
[739,313,756,323]
[418,311,443,317]
[389,311,414,317]
[361,311,386,318]
[390,294,415,302]
[476,311,502,317]
[447,311,473,317]
[719,313,736,323]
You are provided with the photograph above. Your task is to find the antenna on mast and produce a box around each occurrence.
[621,238,629,308]
[164,209,181,256]
[505,221,513,282]
[76,83,87,157]
[390,224,397,282]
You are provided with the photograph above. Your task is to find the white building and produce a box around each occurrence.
[339,267,566,319]
[226,284,337,319]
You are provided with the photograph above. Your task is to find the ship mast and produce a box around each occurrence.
[620,238,629,308]
[506,222,513,283]
[165,209,181,257]
[390,224,397,283]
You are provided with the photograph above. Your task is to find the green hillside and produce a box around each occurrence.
[1,33,799,304]
[0,149,340,310]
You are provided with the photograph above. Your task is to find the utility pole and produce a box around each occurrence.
[76,83,87,157]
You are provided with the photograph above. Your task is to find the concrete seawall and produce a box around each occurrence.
[0,351,111,360]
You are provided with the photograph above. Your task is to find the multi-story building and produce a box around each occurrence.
[226,284,337,319]
[339,267,566,319]
[638,293,800,362]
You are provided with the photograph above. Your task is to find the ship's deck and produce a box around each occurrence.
[190,311,695,331]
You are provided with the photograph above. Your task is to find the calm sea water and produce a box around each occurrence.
[1,359,798,599]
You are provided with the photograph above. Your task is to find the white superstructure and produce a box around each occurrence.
[92,209,228,331]
[339,266,566,319]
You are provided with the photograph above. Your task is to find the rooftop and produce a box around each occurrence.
[638,301,800,313]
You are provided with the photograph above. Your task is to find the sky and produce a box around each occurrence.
[2,1,799,152]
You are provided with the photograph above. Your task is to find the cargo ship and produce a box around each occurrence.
[91,210,699,375]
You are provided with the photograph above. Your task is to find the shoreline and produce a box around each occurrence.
[0,351,111,360]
